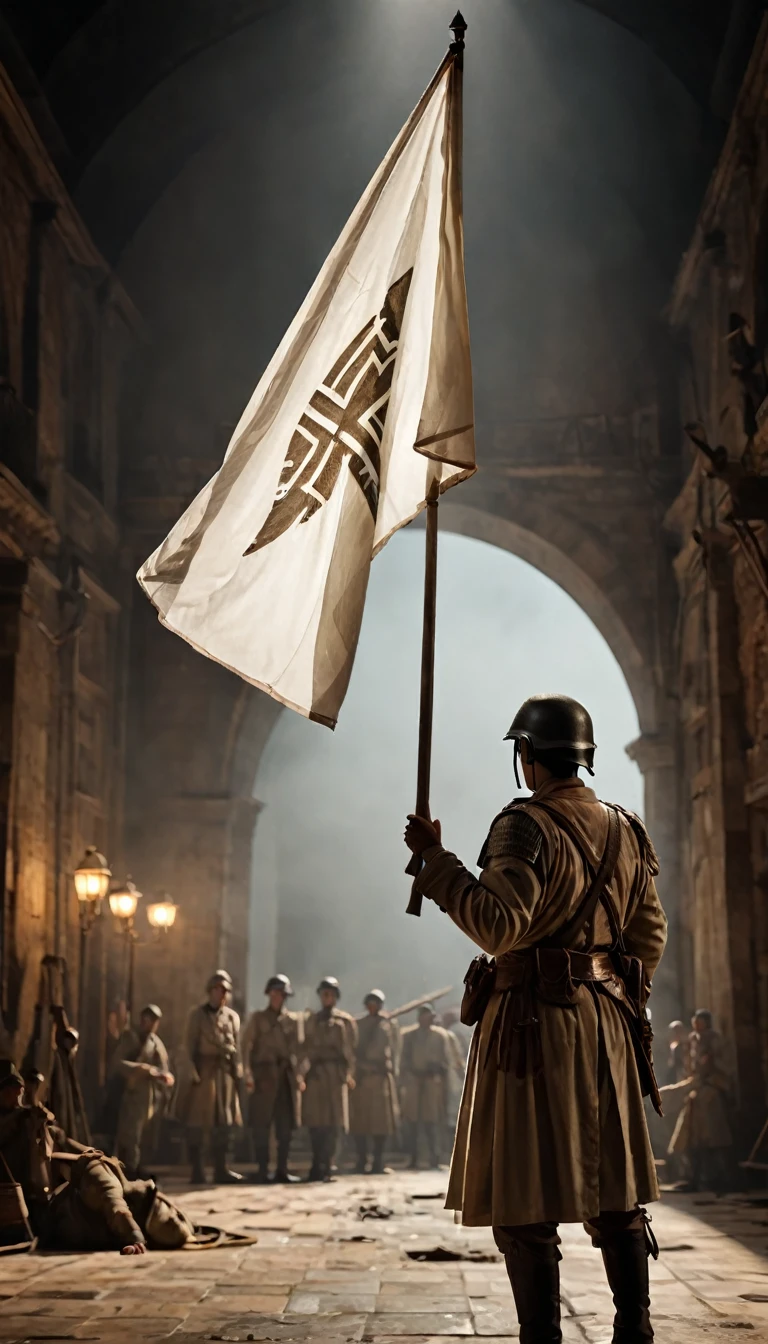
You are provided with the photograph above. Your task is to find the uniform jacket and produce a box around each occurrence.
[669,1027,733,1154]
[301,1007,357,1130]
[112,1028,170,1136]
[412,775,667,1226]
[241,1006,300,1129]
[182,1002,242,1130]
[349,1013,400,1136]
[399,1023,461,1125]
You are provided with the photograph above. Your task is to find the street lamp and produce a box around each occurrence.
[147,892,178,934]
[74,847,111,1026]
[109,878,142,1018]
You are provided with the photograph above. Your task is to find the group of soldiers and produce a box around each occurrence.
[108,968,466,1186]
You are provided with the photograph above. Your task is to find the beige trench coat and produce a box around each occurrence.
[413,775,667,1227]
[182,1003,242,1131]
[241,1006,300,1129]
[302,1008,357,1130]
[113,1029,170,1150]
[350,1014,400,1136]
[399,1024,462,1125]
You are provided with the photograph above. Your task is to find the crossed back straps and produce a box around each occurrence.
[528,801,623,952]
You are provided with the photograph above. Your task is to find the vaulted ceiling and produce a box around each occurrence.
[0,0,758,183]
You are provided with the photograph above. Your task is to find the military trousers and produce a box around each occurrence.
[252,1078,294,1174]
[309,1126,338,1179]
[406,1120,440,1168]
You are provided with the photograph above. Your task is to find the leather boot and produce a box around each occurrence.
[212,1140,243,1184]
[504,1245,562,1344]
[371,1136,388,1175]
[189,1146,206,1185]
[354,1137,369,1175]
[600,1228,654,1342]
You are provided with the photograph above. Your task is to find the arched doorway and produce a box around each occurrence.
[249,527,647,1019]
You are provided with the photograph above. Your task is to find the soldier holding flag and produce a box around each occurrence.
[405,696,667,1344]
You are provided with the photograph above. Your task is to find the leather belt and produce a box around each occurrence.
[495,948,626,1000]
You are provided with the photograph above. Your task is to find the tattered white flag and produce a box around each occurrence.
[138,43,474,727]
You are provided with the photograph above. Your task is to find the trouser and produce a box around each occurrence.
[253,1083,294,1175]
[690,1145,731,1192]
[355,1134,386,1171]
[407,1120,440,1167]
[494,1208,656,1343]
[309,1126,338,1178]
[187,1125,234,1176]
[115,1110,148,1173]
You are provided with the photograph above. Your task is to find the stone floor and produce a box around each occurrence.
[3,1172,768,1341]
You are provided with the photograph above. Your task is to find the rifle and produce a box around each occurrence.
[385,985,453,1020]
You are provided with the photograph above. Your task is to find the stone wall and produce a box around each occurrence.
[666,17,768,1138]
[0,59,137,1088]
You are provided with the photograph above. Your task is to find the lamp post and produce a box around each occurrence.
[74,847,111,1027]
[108,878,142,1019]
[146,892,178,935]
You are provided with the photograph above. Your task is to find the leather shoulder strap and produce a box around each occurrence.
[532,803,622,949]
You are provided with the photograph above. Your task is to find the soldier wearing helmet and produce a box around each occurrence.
[111,1003,174,1177]
[241,975,302,1183]
[405,694,667,1344]
[182,970,243,1185]
[302,978,357,1182]
[349,990,400,1175]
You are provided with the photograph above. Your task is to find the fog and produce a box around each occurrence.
[249,530,641,1015]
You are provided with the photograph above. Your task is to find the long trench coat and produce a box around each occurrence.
[399,1024,462,1125]
[302,1008,357,1130]
[183,1003,242,1131]
[113,1029,171,1152]
[350,1014,399,1136]
[241,1006,300,1129]
[413,775,667,1227]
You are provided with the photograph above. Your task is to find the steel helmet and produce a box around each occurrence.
[364,989,386,1005]
[206,968,233,992]
[317,976,341,998]
[505,695,596,775]
[265,974,294,997]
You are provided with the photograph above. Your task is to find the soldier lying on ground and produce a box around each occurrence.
[0,1060,199,1254]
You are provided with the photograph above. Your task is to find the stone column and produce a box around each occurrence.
[625,731,681,1029]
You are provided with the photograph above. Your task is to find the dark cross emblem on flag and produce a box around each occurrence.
[244,270,413,556]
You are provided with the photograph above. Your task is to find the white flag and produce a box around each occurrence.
[138,45,474,727]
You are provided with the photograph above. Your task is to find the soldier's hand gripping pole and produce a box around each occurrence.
[405,472,440,915]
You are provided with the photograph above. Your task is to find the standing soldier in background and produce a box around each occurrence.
[666,1009,733,1193]
[302,977,357,1182]
[350,990,400,1175]
[405,695,667,1344]
[112,1004,174,1176]
[399,1004,463,1170]
[184,969,243,1185]
[242,974,302,1184]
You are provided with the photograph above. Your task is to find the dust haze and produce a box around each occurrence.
[250,531,642,1014]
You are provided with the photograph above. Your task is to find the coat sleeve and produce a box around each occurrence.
[241,1014,256,1081]
[412,844,544,956]
[622,874,667,980]
[345,1016,359,1073]
[185,1009,201,1081]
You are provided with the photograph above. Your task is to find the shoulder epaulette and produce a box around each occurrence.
[478,802,544,869]
[610,803,660,876]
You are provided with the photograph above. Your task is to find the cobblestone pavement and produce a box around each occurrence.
[3,1173,768,1341]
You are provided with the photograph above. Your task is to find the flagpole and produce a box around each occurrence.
[406,11,467,918]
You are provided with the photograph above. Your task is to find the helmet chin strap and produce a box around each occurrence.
[513,740,522,789]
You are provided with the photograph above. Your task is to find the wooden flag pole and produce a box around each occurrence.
[405,12,466,918]
[405,472,440,914]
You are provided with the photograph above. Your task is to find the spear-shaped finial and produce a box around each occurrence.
[450,10,467,54]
